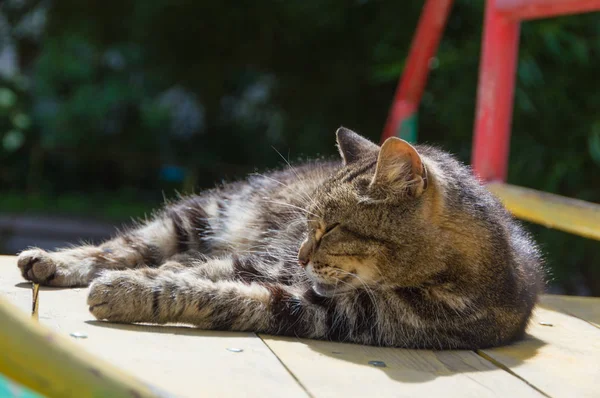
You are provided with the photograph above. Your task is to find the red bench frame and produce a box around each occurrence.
[382,0,600,182]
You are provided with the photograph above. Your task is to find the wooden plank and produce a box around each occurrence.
[480,305,600,398]
[540,294,600,328]
[5,250,597,397]
[260,335,543,398]
[0,256,307,398]
[487,182,600,241]
[0,294,162,398]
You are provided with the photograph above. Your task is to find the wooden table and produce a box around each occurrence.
[0,255,598,398]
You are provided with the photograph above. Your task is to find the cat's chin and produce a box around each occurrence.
[312,282,352,298]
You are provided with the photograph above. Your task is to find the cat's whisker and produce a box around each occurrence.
[262,200,319,218]
[270,150,324,212]
[254,172,319,209]
[271,146,303,181]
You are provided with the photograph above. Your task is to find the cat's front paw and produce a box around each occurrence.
[87,271,155,323]
[18,249,58,285]
[17,248,91,287]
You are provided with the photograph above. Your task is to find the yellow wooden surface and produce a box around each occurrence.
[1,255,600,397]
[487,182,600,240]
[540,294,600,328]
[259,336,544,398]
[480,305,600,398]
[0,298,163,398]
[0,256,307,398]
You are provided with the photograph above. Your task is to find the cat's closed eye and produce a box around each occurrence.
[313,222,339,242]
[323,223,340,236]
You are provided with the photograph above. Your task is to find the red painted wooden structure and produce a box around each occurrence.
[383,0,600,182]
[380,0,454,143]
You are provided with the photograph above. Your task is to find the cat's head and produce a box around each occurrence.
[298,127,444,297]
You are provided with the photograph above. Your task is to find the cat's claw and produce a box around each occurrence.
[17,249,57,284]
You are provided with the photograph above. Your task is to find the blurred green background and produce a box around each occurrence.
[0,0,598,295]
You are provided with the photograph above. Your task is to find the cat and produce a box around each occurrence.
[17,127,544,349]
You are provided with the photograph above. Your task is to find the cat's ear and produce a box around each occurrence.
[370,137,427,197]
[336,127,379,165]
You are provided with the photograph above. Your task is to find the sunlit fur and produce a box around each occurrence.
[17,128,544,349]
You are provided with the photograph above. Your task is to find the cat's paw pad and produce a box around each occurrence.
[17,249,57,284]
[87,272,152,323]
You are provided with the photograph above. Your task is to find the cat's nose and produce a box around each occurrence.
[298,257,309,268]
[298,242,311,268]
[298,252,310,268]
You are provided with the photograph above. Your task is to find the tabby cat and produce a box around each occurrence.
[17,128,544,349]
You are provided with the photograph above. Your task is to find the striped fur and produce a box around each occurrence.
[17,128,544,349]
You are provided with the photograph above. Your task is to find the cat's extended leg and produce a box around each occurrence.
[88,268,496,348]
[18,197,213,287]
[159,254,292,283]
[87,266,401,345]
[17,218,178,287]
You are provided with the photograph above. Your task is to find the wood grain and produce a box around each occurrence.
[540,294,600,328]
[480,305,600,398]
[0,255,307,398]
[260,335,543,398]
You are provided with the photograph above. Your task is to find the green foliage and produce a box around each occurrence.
[0,191,153,221]
[0,0,599,294]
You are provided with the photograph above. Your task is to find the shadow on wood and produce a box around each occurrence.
[306,335,544,382]
[14,282,73,291]
[85,319,258,339]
